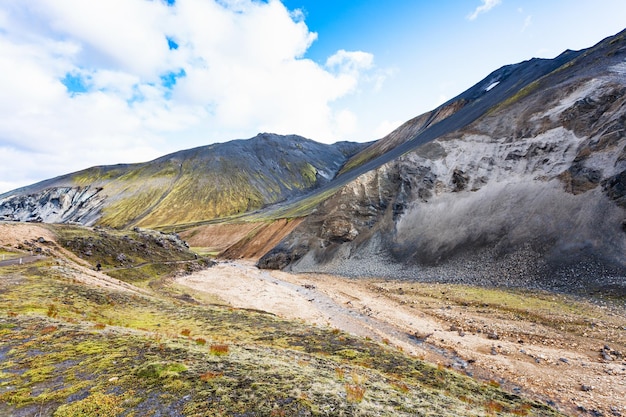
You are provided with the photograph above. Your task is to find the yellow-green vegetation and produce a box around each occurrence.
[0,225,565,416]
[374,281,626,343]
[0,249,20,260]
[339,147,380,176]
[487,79,542,115]
[53,392,123,417]
[300,162,318,185]
[132,173,265,228]
[190,247,220,257]
[100,187,167,228]
[71,166,125,185]
[265,187,340,219]
[85,151,330,229]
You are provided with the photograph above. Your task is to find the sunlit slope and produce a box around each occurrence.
[0,133,366,228]
[0,222,566,416]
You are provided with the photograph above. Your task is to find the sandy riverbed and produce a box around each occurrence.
[177,260,626,417]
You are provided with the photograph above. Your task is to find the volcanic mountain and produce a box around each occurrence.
[3,28,626,294]
[0,134,366,228]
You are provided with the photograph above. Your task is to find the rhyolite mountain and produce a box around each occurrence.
[3,28,626,294]
[257,28,626,294]
[0,134,367,228]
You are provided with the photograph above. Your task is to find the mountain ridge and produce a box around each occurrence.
[0,133,368,228]
[2,28,626,296]
[257,28,626,296]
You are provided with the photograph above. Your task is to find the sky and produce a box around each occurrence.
[1,0,625,194]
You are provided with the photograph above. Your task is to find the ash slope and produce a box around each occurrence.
[0,134,366,228]
[259,29,626,295]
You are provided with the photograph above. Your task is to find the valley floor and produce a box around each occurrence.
[177,261,626,417]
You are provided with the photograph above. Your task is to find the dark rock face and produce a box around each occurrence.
[603,170,626,208]
[559,162,603,194]
[451,169,470,192]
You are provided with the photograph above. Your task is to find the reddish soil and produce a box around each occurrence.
[179,219,302,259]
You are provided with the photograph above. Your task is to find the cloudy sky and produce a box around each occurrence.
[1,0,625,193]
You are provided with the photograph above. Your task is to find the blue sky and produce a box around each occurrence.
[0,0,625,193]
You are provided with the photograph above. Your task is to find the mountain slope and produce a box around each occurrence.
[258,29,626,295]
[0,133,367,228]
[0,222,566,417]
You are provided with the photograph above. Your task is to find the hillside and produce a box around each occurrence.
[1,30,625,295]
[258,29,626,296]
[0,222,571,417]
[0,134,367,228]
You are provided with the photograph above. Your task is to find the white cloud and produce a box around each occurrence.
[521,15,532,32]
[467,0,502,21]
[0,0,381,193]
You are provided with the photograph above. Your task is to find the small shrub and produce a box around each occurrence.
[200,371,223,381]
[47,304,58,318]
[209,344,229,356]
[345,384,365,403]
[180,328,191,337]
[485,400,504,414]
[390,380,409,393]
[195,337,207,345]
[41,325,58,334]
[487,379,501,388]
[459,395,474,404]
[93,323,106,330]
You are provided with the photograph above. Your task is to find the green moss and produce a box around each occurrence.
[300,163,318,186]
[136,362,188,379]
[74,340,106,355]
[488,79,541,115]
[339,148,379,176]
[0,223,568,417]
[53,392,123,417]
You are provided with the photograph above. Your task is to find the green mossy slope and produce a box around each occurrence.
[0,225,564,417]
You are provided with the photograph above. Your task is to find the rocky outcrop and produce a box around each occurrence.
[259,29,626,295]
[0,186,105,225]
[603,169,626,209]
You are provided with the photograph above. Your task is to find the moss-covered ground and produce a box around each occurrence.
[0,225,566,416]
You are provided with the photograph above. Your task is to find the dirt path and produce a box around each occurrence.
[0,254,46,267]
[177,261,626,417]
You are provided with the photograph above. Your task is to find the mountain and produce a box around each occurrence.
[2,28,626,295]
[257,29,626,295]
[0,134,367,228]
